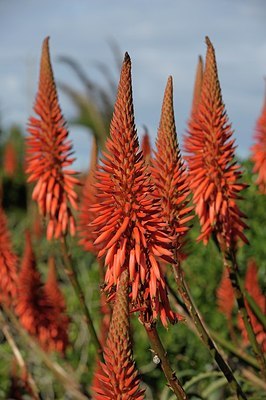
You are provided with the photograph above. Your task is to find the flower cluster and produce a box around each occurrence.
[91,53,177,327]
[26,37,79,240]
[184,37,248,249]
[93,270,145,399]
[251,90,266,194]
[151,76,193,259]
[0,207,18,306]
[16,232,68,354]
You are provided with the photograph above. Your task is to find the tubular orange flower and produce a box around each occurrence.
[16,232,68,353]
[238,260,266,352]
[250,86,266,194]
[141,126,151,164]
[151,76,193,258]
[3,141,17,177]
[78,137,99,254]
[26,37,79,240]
[184,37,248,248]
[91,53,177,327]
[216,267,235,321]
[92,269,145,399]
[190,55,204,117]
[0,207,18,306]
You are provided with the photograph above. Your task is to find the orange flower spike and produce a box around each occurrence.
[191,55,204,117]
[0,207,18,306]
[16,232,68,353]
[151,76,193,258]
[185,37,248,249]
[216,268,235,320]
[26,37,79,240]
[93,269,145,399]
[141,126,152,164]
[91,53,177,326]
[251,84,266,194]
[3,141,17,177]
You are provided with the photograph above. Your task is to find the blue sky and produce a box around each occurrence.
[0,0,265,170]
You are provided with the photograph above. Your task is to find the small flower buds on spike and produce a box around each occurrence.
[91,53,178,327]
[184,37,248,249]
[151,76,193,259]
[26,37,79,240]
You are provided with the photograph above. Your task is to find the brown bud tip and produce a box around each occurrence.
[205,36,213,48]
[124,52,131,63]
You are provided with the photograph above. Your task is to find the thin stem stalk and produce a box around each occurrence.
[144,322,188,400]
[223,248,266,380]
[172,261,247,400]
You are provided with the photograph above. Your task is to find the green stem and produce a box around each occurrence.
[144,322,188,400]
[223,249,266,380]
[172,262,247,400]
[60,237,103,361]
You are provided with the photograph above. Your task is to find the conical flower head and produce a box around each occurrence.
[216,267,235,321]
[190,55,204,117]
[16,231,68,353]
[93,269,145,399]
[91,54,177,327]
[184,37,248,249]
[251,86,266,194]
[3,141,17,177]
[141,126,151,164]
[0,207,18,306]
[26,37,79,240]
[151,76,193,257]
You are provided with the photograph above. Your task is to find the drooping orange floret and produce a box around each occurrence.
[141,126,152,164]
[26,37,79,240]
[3,141,17,177]
[92,269,145,399]
[238,260,266,352]
[78,137,99,255]
[216,267,235,320]
[151,76,193,258]
[184,37,248,249]
[0,207,18,306]
[44,256,68,315]
[190,55,204,117]
[91,53,177,327]
[251,85,266,194]
[16,231,68,353]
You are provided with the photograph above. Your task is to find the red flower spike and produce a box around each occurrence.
[3,141,17,177]
[0,207,18,307]
[91,53,178,327]
[78,137,99,254]
[251,85,266,194]
[26,37,79,240]
[16,231,68,354]
[92,269,145,399]
[238,260,266,352]
[141,126,151,164]
[190,55,204,117]
[184,37,248,249]
[216,268,235,320]
[151,76,193,258]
